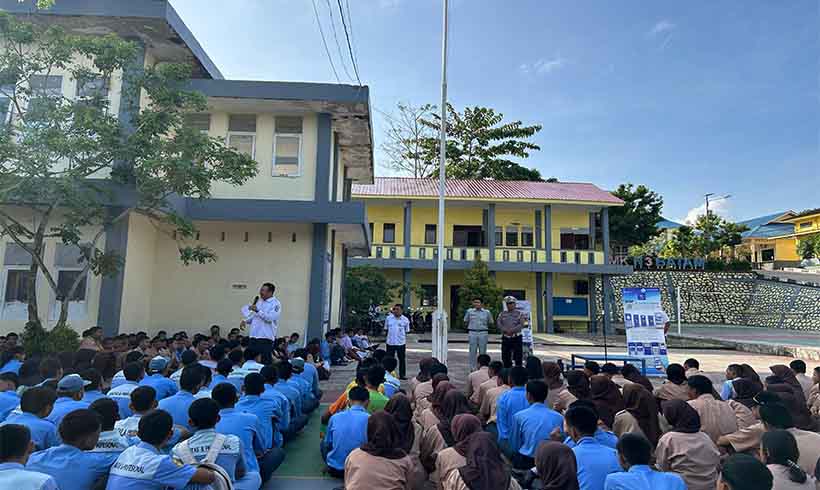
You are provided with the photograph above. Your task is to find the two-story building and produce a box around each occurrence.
[350,177,631,333]
[0,0,372,341]
[740,209,819,269]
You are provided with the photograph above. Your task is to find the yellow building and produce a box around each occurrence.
[773,209,820,264]
[740,209,820,268]
[350,178,631,333]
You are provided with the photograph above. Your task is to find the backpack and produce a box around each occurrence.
[175,433,234,490]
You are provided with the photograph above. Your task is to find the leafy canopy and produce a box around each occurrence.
[608,184,664,247]
[456,258,503,330]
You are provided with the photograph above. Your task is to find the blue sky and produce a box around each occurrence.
[171,0,818,224]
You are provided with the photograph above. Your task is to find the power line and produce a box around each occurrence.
[344,0,356,53]
[337,0,361,85]
[323,0,354,82]
[310,0,341,83]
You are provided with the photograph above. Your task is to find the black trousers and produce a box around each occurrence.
[250,337,274,365]
[386,344,406,378]
[502,335,523,368]
[511,452,535,470]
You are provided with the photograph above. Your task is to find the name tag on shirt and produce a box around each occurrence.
[110,446,164,480]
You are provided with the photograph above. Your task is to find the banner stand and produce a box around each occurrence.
[622,287,670,375]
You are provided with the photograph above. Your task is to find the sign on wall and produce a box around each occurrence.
[622,287,669,375]
[629,256,706,270]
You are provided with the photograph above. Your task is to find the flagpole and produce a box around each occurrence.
[433,0,449,363]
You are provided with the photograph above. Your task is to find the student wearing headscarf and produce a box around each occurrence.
[421,390,471,478]
[731,378,761,410]
[416,371,449,422]
[441,432,521,490]
[655,400,720,490]
[653,364,689,403]
[620,364,653,393]
[534,441,579,490]
[541,362,565,411]
[761,429,817,490]
[738,364,764,392]
[434,414,482,490]
[770,365,805,403]
[764,376,814,431]
[409,358,436,401]
[344,412,414,490]
[554,370,589,413]
[613,384,661,447]
[590,375,625,429]
[385,394,426,489]
[420,381,455,430]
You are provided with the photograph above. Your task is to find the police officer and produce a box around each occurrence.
[0,424,57,490]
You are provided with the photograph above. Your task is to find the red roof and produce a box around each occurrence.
[352,177,623,205]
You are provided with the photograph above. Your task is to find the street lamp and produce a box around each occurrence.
[704,193,731,217]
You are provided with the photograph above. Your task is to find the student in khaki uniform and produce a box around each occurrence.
[476,361,503,409]
[419,381,453,430]
[541,362,566,411]
[656,400,720,490]
[480,369,511,430]
[686,375,737,443]
[344,412,415,490]
[441,432,521,490]
[434,414,481,490]
[384,394,426,490]
[421,391,471,479]
[409,358,436,404]
[465,355,491,406]
[653,364,690,403]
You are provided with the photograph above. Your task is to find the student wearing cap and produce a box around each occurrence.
[0,424,58,490]
[497,296,525,368]
[139,356,178,400]
[106,410,215,490]
[79,369,106,404]
[1,387,58,451]
[322,385,370,478]
[158,365,204,431]
[46,374,90,428]
[107,361,145,419]
[0,372,21,422]
[27,409,120,490]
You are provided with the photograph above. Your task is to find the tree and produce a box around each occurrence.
[380,102,438,177]
[608,184,664,248]
[0,14,258,335]
[691,214,748,257]
[668,225,697,256]
[456,258,503,330]
[714,221,748,258]
[344,266,400,328]
[797,234,820,260]
[419,104,545,181]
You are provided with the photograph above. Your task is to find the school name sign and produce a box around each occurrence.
[630,256,706,271]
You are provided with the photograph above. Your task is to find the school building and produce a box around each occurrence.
[349,178,632,333]
[740,208,820,269]
[0,1,372,341]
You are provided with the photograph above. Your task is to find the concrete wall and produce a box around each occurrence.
[118,214,157,333]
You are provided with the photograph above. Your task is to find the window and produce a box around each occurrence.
[574,280,590,295]
[28,75,62,118]
[800,221,812,229]
[76,76,109,98]
[383,223,396,243]
[184,113,211,133]
[452,226,484,247]
[761,249,775,261]
[421,285,437,307]
[2,269,34,320]
[55,270,87,302]
[521,226,534,247]
[505,225,519,247]
[273,116,303,176]
[495,226,503,246]
[425,224,437,245]
[560,232,590,250]
[575,234,590,250]
[227,114,256,157]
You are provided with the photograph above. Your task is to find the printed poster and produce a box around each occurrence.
[621,287,669,375]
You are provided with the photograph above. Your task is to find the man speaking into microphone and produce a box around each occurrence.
[241,282,281,364]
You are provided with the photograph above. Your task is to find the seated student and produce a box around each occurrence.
[683,358,704,378]
[110,351,143,389]
[344,412,414,490]
[686,375,738,443]
[107,361,145,419]
[480,369,510,431]
[434,414,482,489]
[564,404,621,490]
[414,363,448,417]
[719,453,774,490]
[761,429,817,490]
[88,398,132,453]
[79,369,106,404]
[27,409,120,490]
[530,441,580,490]
[466,354,491,406]
[170,349,198,388]
[0,346,25,375]
[382,357,401,398]
[288,358,320,413]
[495,366,530,453]
[106,410,215,490]
[240,347,266,374]
[322,385,370,478]
[293,348,323,400]
[559,400,618,450]
[789,360,813,400]
[604,433,686,490]
[365,365,390,413]
[440,432,520,490]
[653,363,690,403]
[0,372,20,422]
[542,362,566,411]
[236,373,279,450]
[583,361,601,377]
[509,380,564,470]
[338,329,365,361]
[274,361,305,418]
[37,358,63,391]
[158,365,203,431]
[477,360,503,409]
[211,358,233,389]
[656,400,720,490]
[0,424,58,490]
[46,374,90,428]
[613,384,661,447]
[172,398,262,490]
[213,382,284,484]
[420,390,471,479]
[139,356,178,400]
[259,366,297,441]
[195,364,214,399]
[1,387,58,451]
[720,364,742,400]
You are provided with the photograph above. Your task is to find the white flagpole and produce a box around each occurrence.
[433,0,449,364]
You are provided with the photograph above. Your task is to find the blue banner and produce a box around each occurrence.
[622,287,669,375]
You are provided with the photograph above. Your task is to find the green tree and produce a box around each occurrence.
[420,104,545,181]
[797,234,820,260]
[669,225,697,256]
[0,14,258,336]
[456,258,503,330]
[608,184,664,248]
[380,102,438,177]
[344,266,399,326]
[691,214,748,257]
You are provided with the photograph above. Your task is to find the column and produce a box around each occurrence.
[589,211,596,250]
[306,223,328,341]
[535,210,542,249]
[488,203,496,261]
[403,201,412,257]
[545,272,554,333]
[602,207,610,265]
[588,275,598,334]
[544,205,552,261]
[314,113,332,203]
[402,269,412,307]
[535,272,544,332]
[98,211,130,336]
[602,275,613,335]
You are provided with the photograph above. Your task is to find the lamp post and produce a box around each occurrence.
[704,193,731,217]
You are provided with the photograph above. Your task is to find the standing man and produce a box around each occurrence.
[463,298,493,372]
[241,282,281,365]
[384,304,410,380]
[497,296,524,368]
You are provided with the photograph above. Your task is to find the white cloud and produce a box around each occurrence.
[520,57,565,76]
[649,20,676,37]
[679,198,733,225]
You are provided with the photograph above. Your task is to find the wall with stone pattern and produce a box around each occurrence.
[594,271,820,330]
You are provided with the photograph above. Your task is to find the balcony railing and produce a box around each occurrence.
[369,245,603,265]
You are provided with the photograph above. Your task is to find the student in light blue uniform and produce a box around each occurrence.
[565,404,621,490]
[27,409,119,490]
[89,398,133,454]
[139,356,178,401]
[562,400,618,449]
[322,385,370,478]
[293,348,323,400]
[0,346,25,375]
[105,409,215,490]
[0,372,21,422]
[236,373,278,449]
[381,356,401,398]
[172,398,261,490]
[79,369,106,404]
[210,358,233,390]
[510,380,564,469]
[1,387,58,451]
[45,374,90,428]
[0,424,58,490]
[212,381,285,485]
[605,433,686,490]
[274,362,305,420]
[158,365,203,431]
[110,351,146,389]
[495,366,530,455]
[170,349,199,389]
[259,365,295,442]
[288,358,319,413]
[107,361,145,419]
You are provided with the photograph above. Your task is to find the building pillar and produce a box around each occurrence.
[544,205,552,261]
[403,201,412,257]
[535,210,542,249]
[488,203,496,261]
[602,207,610,264]
[535,272,544,332]
[307,223,328,341]
[314,113,332,203]
[602,275,613,335]
[98,211,130,336]
[588,275,598,334]
[589,211,596,250]
[402,269,412,307]
[545,272,554,333]
[339,246,349,328]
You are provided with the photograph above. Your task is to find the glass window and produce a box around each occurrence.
[425,224,436,244]
[521,226,534,247]
[383,223,396,243]
[228,114,256,132]
[800,221,812,229]
[76,76,109,98]
[4,269,34,303]
[55,270,87,302]
[495,226,503,246]
[505,226,518,247]
[228,114,256,157]
[30,75,63,96]
[761,249,775,261]
[273,116,302,176]
[184,113,211,133]
[575,234,590,250]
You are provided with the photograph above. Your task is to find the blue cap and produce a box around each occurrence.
[149,356,169,372]
[289,358,305,371]
[57,374,90,393]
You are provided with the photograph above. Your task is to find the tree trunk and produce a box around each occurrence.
[25,237,43,328]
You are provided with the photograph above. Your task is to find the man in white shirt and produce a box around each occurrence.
[241,282,281,364]
[384,303,410,379]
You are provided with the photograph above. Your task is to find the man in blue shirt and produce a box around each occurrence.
[0,424,58,490]
[260,365,298,442]
[46,375,90,428]
[27,409,119,490]
[510,380,564,469]
[562,400,618,449]
[605,433,686,490]
[495,366,530,456]
[79,369,106,404]
[293,348,323,400]
[2,387,58,450]
[565,404,621,490]
[381,356,401,398]
[213,381,285,485]
[139,356,178,400]
[0,372,20,422]
[287,359,319,413]
[274,362,305,419]
[88,398,133,454]
[321,385,370,478]
[211,358,233,390]
[158,365,203,430]
[236,372,279,450]
[106,361,144,419]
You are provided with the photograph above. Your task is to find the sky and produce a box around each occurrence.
[171,0,819,224]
